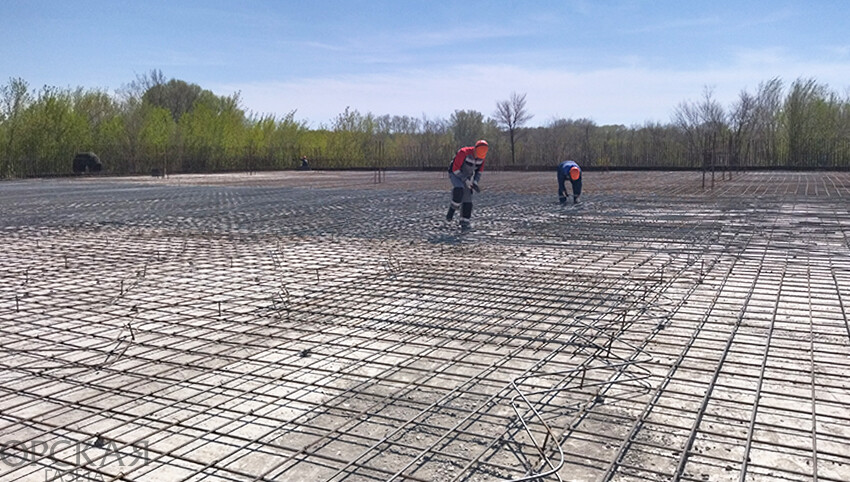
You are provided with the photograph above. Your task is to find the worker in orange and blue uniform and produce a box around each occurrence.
[557,160,582,204]
[446,140,488,229]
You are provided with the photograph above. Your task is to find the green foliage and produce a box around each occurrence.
[328,107,376,167]
[450,110,485,147]
[12,86,88,175]
[139,105,175,172]
[244,114,277,169]
[94,115,125,172]
[143,79,204,121]
[0,77,33,176]
[3,73,850,178]
[782,78,839,168]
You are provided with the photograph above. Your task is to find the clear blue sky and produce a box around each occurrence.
[3,0,849,127]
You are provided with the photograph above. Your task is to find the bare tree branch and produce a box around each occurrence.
[494,92,533,165]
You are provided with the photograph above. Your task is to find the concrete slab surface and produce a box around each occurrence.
[0,171,848,481]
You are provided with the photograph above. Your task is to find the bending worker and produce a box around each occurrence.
[446,139,488,229]
[557,159,582,205]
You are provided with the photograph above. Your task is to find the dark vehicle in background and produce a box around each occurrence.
[72,152,103,174]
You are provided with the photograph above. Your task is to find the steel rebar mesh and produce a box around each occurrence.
[0,171,848,482]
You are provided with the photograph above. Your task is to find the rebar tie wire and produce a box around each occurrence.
[506,279,677,481]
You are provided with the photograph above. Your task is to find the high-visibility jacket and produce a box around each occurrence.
[450,146,485,180]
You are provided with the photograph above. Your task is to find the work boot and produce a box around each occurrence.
[573,195,579,204]
[460,219,471,231]
[446,207,455,221]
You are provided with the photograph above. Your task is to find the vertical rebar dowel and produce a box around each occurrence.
[15,295,19,313]
[120,280,124,295]
[218,302,222,318]
[580,367,586,389]
[541,431,552,464]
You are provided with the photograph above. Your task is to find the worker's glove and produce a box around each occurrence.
[453,169,463,177]
[464,178,474,191]
[472,181,480,193]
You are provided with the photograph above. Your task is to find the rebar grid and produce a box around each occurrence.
[0,171,848,482]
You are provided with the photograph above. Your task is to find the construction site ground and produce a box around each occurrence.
[0,170,848,482]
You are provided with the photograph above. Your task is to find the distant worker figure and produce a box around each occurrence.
[557,160,582,204]
[446,140,488,230]
[299,156,310,170]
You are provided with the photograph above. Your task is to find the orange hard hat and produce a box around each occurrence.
[474,139,488,159]
[569,166,581,181]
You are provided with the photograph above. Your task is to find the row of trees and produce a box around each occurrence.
[1,72,849,178]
